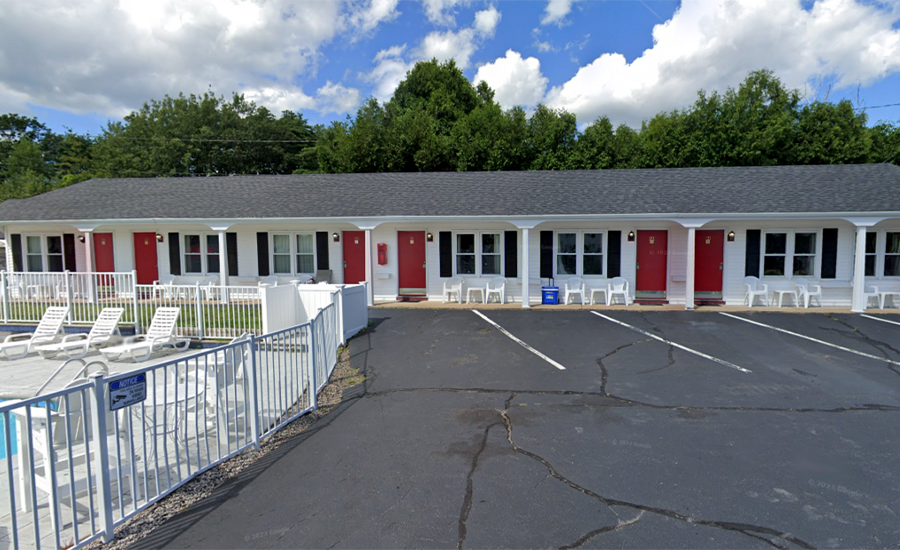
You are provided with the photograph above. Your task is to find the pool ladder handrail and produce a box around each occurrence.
[34,358,109,397]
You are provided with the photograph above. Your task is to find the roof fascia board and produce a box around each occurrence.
[2,211,899,227]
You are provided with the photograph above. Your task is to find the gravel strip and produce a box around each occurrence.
[86,345,363,550]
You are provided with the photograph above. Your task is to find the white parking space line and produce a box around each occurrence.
[721,312,900,367]
[472,310,566,371]
[861,314,900,328]
[590,311,751,373]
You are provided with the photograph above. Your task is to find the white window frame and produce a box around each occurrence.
[864,232,878,278]
[181,233,221,275]
[21,234,65,273]
[760,230,822,279]
[452,231,504,277]
[553,231,606,278]
[885,231,900,278]
[866,230,900,279]
[270,232,317,276]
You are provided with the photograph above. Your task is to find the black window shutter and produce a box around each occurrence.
[256,232,269,276]
[168,233,181,275]
[504,230,518,278]
[316,232,329,270]
[226,232,238,277]
[63,234,77,271]
[439,232,452,277]
[540,231,553,279]
[745,230,761,277]
[821,228,838,279]
[607,230,621,278]
[11,234,22,271]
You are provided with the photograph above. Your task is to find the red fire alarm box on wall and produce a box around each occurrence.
[377,243,388,265]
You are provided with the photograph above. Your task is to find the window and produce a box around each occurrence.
[23,235,64,272]
[763,233,786,276]
[792,233,816,276]
[272,233,316,276]
[886,232,900,277]
[555,231,604,277]
[761,230,819,278]
[583,233,603,275]
[296,234,314,274]
[481,234,501,275]
[556,233,576,275]
[183,234,220,274]
[865,233,877,277]
[454,232,502,276]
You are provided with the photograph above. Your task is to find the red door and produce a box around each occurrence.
[133,232,159,285]
[695,230,724,301]
[343,231,366,284]
[93,233,115,272]
[397,231,426,295]
[636,230,668,299]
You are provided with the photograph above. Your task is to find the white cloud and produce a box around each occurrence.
[420,0,472,26]
[315,81,362,114]
[365,45,415,103]
[0,0,395,119]
[475,50,548,109]
[541,0,577,26]
[545,0,900,127]
[474,6,501,37]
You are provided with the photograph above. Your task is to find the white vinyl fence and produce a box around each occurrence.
[0,301,346,549]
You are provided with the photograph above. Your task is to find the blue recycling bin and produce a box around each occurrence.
[541,286,559,305]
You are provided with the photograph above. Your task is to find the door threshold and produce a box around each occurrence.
[633,299,669,305]
[396,295,428,302]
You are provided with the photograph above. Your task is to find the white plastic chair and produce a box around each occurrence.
[35,307,124,359]
[153,274,182,300]
[485,277,507,304]
[863,286,880,309]
[258,275,280,287]
[199,274,222,302]
[607,277,630,306]
[442,277,464,303]
[0,306,69,359]
[100,307,189,362]
[564,277,585,305]
[743,276,769,307]
[794,278,822,308]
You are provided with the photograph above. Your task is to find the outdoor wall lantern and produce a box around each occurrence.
[727,231,735,242]
[333,232,340,242]
[77,235,85,243]
[627,231,635,242]
[156,233,164,243]
[426,232,434,242]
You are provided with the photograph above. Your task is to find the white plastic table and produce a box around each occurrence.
[774,289,799,307]
[879,291,900,309]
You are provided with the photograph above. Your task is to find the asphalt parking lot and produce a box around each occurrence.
[139,308,900,549]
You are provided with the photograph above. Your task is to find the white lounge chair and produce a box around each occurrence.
[485,277,507,304]
[100,307,189,362]
[442,277,464,303]
[743,276,769,307]
[0,306,69,360]
[564,277,585,305]
[258,275,280,287]
[35,308,124,359]
[794,278,823,308]
[607,277,631,306]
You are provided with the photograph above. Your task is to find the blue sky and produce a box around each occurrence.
[2,0,899,137]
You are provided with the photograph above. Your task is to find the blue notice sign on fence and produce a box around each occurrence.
[109,373,147,411]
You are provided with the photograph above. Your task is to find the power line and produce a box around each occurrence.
[109,136,317,143]
[854,102,900,111]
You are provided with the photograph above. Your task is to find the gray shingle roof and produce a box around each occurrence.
[0,164,898,222]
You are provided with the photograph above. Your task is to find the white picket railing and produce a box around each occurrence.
[0,300,345,549]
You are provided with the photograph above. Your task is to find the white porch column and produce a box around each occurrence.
[685,227,696,310]
[521,228,530,308]
[365,228,373,306]
[218,230,227,286]
[84,230,95,272]
[851,226,868,312]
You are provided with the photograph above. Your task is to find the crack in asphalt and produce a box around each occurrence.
[559,510,645,549]
[636,312,678,375]
[456,419,503,549]
[595,342,640,394]
[364,387,900,414]
[497,402,815,550]
[826,315,900,378]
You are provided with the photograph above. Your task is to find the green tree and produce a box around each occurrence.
[526,104,578,170]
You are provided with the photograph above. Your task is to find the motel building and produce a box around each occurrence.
[0,163,898,312]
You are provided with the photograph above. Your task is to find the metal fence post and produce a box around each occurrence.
[89,372,115,544]
[64,270,73,325]
[309,320,318,410]
[131,270,140,335]
[1,271,8,324]
[247,336,261,449]
[195,282,204,339]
